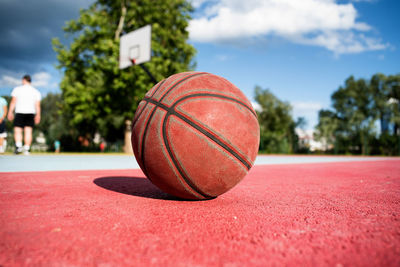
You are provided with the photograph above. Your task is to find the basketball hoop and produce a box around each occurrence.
[119,25,157,84]
[119,25,151,69]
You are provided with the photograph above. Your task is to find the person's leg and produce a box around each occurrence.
[24,126,33,146]
[0,137,3,153]
[24,126,33,154]
[14,127,23,144]
[14,127,23,153]
[0,121,4,153]
[0,134,6,153]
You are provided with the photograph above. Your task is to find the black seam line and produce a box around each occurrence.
[144,97,252,170]
[172,93,257,118]
[132,79,167,129]
[137,74,205,182]
[159,72,208,102]
[162,115,212,199]
[151,78,167,97]
[140,105,159,175]
[173,111,252,170]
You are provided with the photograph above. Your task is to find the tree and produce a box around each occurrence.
[254,86,298,153]
[314,109,338,152]
[315,73,400,155]
[36,93,70,151]
[370,73,392,133]
[385,74,400,135]
[53,0,196,143]
[370,73,400,155]
[331,76,376,154]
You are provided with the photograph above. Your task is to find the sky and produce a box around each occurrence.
[0,0,399,130]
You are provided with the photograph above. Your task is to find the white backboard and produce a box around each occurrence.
[119,25,151,69]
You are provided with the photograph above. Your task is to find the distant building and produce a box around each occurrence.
[295,128,328,152]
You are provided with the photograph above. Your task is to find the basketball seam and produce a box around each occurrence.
[142,96,251,198]
[136,73,207,130]
[135,73,209,198]
[133,73,195,131]
[172,93,257,117]
[136,73,206,172]
[132,79,167,129]
[173,93,257,166]
[139,103,158,176]
[175,107,254,166]
[162,115,213,199]
[159,72,208,102]
[145,95,254,170]
[167,116,249,197]
[171,109,252,170]
[164,88,248,107]
[135,73,254,199]
[157,112,207,199]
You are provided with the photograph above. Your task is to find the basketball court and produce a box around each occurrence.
[1,19,399,267]
[1,155,399,266]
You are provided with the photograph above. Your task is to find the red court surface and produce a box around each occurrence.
[1,160,400,266]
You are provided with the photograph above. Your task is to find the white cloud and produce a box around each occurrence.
[189,0,387,54]
[297,31,386,54]
[0,75,21,87]
[0,71,55,89]
[32,72,52,88]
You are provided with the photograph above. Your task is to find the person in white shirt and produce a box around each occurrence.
[7,75,41,155]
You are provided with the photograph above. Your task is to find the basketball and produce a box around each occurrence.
[131,72,260,200]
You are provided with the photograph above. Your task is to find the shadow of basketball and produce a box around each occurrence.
[93,176,177,200]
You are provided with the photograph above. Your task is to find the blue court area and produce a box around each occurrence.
[0,154,395,172]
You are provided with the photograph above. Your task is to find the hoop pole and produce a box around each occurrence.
[131,59,158,85]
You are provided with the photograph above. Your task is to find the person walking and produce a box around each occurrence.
[0,96,7,154]
[7,75,41,155]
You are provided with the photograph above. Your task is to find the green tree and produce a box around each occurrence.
[370,73,391,133]
[254,86,298,153]
[370,73,400,154]
[53,0,196,143]
[331,76,376,154]
[36,93,69,150]
[314,109,339,152]
[386,74,400,136]
[315,73,400,155]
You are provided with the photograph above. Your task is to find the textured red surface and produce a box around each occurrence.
[1,160,400,266]
[131,72,260,199]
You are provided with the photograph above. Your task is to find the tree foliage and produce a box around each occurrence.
[36,93,64,147]
[53,0,196,143]
[314,109,338,151]
[255,86,299,153]
[315,73,400,155]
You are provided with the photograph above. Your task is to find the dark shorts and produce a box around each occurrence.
[0,120,5,134]
[14,113,35,128]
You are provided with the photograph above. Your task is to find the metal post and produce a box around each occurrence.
[131,59,158,85]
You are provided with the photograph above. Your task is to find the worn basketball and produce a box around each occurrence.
[131,72,260,200]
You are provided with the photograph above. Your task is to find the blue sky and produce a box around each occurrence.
[189,0,400,129]
[0,0,399,130]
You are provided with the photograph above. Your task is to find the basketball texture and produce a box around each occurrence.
[131,72,260,200]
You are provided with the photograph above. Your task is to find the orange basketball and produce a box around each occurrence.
[131,72,260,199]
